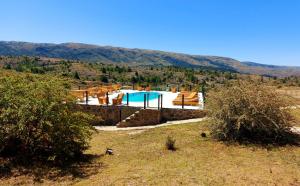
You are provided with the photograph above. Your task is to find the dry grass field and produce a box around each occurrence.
[277,87,300,105]
[291,108,300,127]
[1,121,299,186]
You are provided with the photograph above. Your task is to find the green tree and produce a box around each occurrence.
[100,75,108,83]
[101,67,107,74]
[74,71,80,79]
[3,63,12,70]
[0,74,93,162]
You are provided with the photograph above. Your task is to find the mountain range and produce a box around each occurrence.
[0,41,299,77]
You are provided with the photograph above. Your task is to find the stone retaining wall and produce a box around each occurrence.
[161,108,207,122]
[76,105,207,126]
[75,105,140,125]
[117,109,161,128]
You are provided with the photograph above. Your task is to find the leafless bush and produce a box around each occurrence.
[207,82,299,145]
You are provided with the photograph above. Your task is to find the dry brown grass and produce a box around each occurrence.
[277,87,300,105]
[0,155,104,185]
[291,108,300,127]
[277,87,300,122]
[1,121,299,185]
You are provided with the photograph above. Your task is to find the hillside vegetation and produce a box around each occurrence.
[1,56,300,91]
[1,41,300,77]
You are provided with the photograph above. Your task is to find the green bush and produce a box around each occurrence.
[0,73,94,162]
[207,82,299,145]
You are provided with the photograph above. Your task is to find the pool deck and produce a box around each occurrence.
[79,89,204,110]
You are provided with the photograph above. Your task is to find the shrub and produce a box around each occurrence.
[100,75,108,83]
[165,136,176,151]
[207,82,299,145]
[200,132,207,138]
[74,71,80,79]
[0,73,94,162]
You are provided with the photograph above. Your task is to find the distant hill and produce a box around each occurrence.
[0,41,299,77]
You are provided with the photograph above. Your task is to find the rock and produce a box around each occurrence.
[105,148,113,155]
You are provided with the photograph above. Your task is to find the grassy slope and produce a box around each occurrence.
[81,123,300,186]
[1,121,299,185]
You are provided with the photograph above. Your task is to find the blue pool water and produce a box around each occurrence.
[122,92,161,102]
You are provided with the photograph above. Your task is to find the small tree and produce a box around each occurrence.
[0,73,94,162]
[100,75,108,83]
[207,82,299,145]
[74,71,80,79]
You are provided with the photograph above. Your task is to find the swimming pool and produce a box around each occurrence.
[122,91,161,103]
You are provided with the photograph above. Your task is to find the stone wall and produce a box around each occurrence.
[161,108,207,122]
[76,105,207,126]
[75,105,140,125]
[117,109,161,128]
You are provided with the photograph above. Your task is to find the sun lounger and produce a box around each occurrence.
[180,88,187,92]
[70,90,86,102]
[173,98,199,106]
[97,91,109,105]
[171,87,177,93]
[137,86,144,91]
[87,87,99,97]
[175,91,198,100]
[112,93,124,105]
[98,96,109,105]
[96,91,106,97]
[112,84,122,92]
[172,92,199,106]
[186,92,197,99]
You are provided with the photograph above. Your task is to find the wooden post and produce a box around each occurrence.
[144,94,146,109]
[85,91,88,105]
[106,92,109,106]
[126,93,129,106]
[182,94,184,109]
[158,95,160,110]
[201,84,206,103]
[160,94,163,109]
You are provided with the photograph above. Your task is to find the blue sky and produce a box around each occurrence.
[0,0,299,66]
